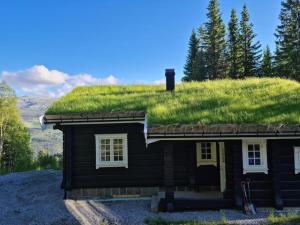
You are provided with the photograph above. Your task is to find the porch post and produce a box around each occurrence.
[270,141,284,210]
[232,140,243,209]
[164,142,174,211]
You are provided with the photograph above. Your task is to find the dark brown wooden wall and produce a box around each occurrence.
[69,123,164,188]
[225,139,300,207]
[62,123,300,207]
[269,139,300,207]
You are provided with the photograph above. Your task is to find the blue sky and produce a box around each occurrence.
[0,0,281,96]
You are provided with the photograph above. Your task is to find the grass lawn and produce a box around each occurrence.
[46,78,300,126]
[267,211,300,225]
[144,218,229,225]
[145,212,300,225]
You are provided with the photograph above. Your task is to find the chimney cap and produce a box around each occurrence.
[165,68,175,74]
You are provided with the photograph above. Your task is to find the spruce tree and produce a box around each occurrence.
[274,0,300,80]
[196,25,209,81]
[227,9,242,79]
[260,46,274,77]
[204,0,227,79]
[239,4,262,77]
[183,29,199,81]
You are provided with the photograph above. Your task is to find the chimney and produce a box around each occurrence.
[165,69,175,91]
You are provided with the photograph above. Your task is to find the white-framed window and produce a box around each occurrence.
[294,147,300,174]
[242,139,268,174]
[196,142,217,166]
[95,134,128,169]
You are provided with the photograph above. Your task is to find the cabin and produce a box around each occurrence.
[42,69,300,211]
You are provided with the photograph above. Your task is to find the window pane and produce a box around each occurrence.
[100,138,110,161]
[249,159,254,165]
[207,154,211,159]
[255,159,261,165]
[201,154,206,159]
[254,144,260,151]
[248,144,253,151]
[255,151,260,158]
[113,138,123,161]
[248,151,254,158]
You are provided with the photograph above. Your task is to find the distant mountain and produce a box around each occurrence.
[18,96,62,155]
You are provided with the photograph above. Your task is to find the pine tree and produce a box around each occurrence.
[227,9,242,79]
[274,0,300,80]
[204,0,227,79]
[182,29,199,81]
[260,46,274,77]
[239,4,262,77]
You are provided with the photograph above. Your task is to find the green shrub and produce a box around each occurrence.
[34,150,62,170]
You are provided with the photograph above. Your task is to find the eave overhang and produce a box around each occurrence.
[43,111,146,125]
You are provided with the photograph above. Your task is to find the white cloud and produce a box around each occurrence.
[153,79,165,85]
[1,65,118,97]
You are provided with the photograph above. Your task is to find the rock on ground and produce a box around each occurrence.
[0,170,271,225]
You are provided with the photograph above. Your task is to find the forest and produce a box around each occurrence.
[183,0,300,82]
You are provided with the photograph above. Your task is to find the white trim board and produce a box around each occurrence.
[60,120,145,125]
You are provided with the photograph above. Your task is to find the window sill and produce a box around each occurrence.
[197,161,217,167]
[243,167,268,174]
[96,163,128,169]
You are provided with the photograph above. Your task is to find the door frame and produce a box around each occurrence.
[219,142,226,192]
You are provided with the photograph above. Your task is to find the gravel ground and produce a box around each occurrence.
[0,170,274,225]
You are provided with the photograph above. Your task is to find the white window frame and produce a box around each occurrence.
[196,142,217,166]
[242,139,268,174]
[95,134,128,169]
[294,147,300,174]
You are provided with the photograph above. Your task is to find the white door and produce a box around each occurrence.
[219,142,226,192]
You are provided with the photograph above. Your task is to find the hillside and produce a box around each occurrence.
[18,96,62,155]
[46,78,300,126]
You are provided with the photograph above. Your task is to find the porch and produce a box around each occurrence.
[155,139,284,211]
[156,140,236,211]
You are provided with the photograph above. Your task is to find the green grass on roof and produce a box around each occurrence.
[46,78,300,126]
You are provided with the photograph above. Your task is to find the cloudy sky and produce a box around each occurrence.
[0,0,281,97]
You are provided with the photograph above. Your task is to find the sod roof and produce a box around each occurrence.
[45,78,300,126]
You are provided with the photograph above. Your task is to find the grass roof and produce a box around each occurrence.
[46,78,300,126]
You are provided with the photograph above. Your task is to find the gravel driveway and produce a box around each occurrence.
[0,170,272,225]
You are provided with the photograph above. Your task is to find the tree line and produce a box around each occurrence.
[0,82,62,174]
[183,0,300,81]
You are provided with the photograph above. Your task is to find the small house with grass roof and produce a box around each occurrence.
[42,69,300,211]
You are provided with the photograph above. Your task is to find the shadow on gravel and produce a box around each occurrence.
[0,170,80,225]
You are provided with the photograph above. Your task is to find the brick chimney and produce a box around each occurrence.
[165,69,175,91]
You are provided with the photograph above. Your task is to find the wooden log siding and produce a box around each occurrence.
[268,139,300,207]
[164,142,175,210]
[270,141,284,209]
[65,127,73,191]
[232,140,243,209]
[69,123,164,188]
[60,122,300,208]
